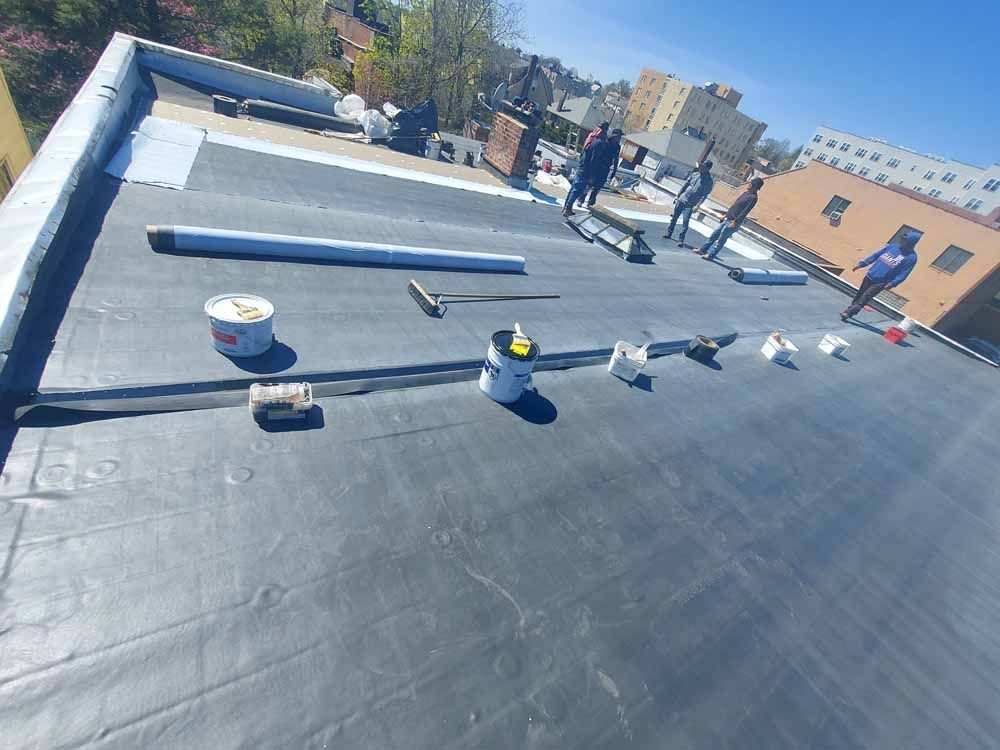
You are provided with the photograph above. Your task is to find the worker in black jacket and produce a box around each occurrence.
[696,177,763,260]
[578,128,623,208]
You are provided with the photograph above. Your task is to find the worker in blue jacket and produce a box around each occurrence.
[841,230,920,321]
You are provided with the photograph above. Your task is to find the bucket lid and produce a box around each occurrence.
[205,293,275,323]
[491,330,539,361]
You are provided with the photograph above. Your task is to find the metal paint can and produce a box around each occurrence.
[479,330,540,403]
[204,293,274,357]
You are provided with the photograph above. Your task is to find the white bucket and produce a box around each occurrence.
[204,293,274,357]
[898,316,917,333]
[818,333,850,357]
[608,341,649,382]
[426,139,442,160]
[479,328,539,403]
[761,332,798,364]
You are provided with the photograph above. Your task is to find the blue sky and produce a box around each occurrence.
[522,0,998,167]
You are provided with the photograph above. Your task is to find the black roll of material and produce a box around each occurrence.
[245,99,361,133]
[212,95,239,118]
[685,335,720,363]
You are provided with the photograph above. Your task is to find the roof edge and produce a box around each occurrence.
[0,33,139,378]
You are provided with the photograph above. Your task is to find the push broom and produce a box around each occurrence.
[407,279,560,318]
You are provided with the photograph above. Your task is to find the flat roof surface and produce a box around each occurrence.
[3,57,1000,749]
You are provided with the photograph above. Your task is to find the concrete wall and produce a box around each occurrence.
[0,68,33,197]
[710,161,1000,328]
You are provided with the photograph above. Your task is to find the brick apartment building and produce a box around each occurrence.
[712,160,1000,342]
[624,68,766,169]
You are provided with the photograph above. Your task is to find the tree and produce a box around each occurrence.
[753,137,803,172]
[605,78,632,98]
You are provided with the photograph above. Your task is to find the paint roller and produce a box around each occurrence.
[407,279,560,318]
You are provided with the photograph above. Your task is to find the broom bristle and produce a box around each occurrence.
[408,279,441,317]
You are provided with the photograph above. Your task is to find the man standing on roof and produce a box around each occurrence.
[695,177,763,260]
[841,230,920,321]
[563,125,607,217]
[664,160,714,248]
[580,128,623,208]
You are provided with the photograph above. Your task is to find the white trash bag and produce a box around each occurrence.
[359,109,391,138]
[383,102,401,118]
[335,93,366,119]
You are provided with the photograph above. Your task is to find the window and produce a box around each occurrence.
[826,138,838,147]
[875,172,889,183]
[858,166,870,177]
[822,195,852,217]
[923,170,936,180]
[963,178,976,189]
[928,189,943,198]
[0,160,13,200]
[870,152,882,162]
[803,147,813,156]
[816,152,828,162]
[965,198,984,211]
[913,186,923,193]
[655,94,663,105]
[949,196,959,204]
[812,134,823,142]
[941,171,958,183]
[829,156,840,166]
[886,157,900,168]
[931,245,973,274]
[855,148,867,157]
[984,178,1000,192]
[794,161,805,169]
[839,142,851,151]
[673,99,680,109]
[844,162,857,172]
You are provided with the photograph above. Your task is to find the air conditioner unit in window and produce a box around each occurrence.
[829,211,843,226]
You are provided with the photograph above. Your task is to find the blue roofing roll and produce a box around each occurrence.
[147,225,526,273]
[729,267,808,285]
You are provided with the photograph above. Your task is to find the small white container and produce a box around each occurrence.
[249,382,312,421]
[818,334,850,357]
[608,341,649,383]
[898,316,917,333]
[761,332,798,364]
[479,324,539,403]
[426,139,442,160]
[204,293,274,357]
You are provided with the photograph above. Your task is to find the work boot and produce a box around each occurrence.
[663,233,672,240]
[563,207,575,218]
[677,241,687,248]
[692,247,706,255]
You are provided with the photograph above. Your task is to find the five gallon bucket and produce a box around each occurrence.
[898,316,917,333]
[204,293,274,357]
[761,332,798,364]
[818,334,850,357]
[479,326,539,403]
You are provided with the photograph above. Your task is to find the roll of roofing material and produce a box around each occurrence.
[728,267,809,285]
[146,225,527,273]
[245,99,361,133]
[212,95,239,118]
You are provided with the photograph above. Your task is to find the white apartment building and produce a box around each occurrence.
[795,126,1000,221]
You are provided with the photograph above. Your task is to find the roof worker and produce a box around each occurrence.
[563,125,607,217]
[664,160,714,249]
[695,177,764,260]
[841,230,920,322]
[583,120,610,151]
[580,128,624,208]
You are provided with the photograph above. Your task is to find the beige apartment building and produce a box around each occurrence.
[0,68,33,201]
[624,68,766,168]
[711,160,1000,342]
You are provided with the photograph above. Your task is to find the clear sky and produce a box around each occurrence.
[522,0,998,167]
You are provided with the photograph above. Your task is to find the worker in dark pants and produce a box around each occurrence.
[563,127,606,217]
[841,230,920,321]
[696,177,764,259]
[664,160,713,248]
[580,128,623,208]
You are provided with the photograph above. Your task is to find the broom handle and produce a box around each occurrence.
[437,292,560,300]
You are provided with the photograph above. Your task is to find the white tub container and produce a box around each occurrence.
[818,334,850,357]
[479,326,539,403]
[205,293,274,357]
[608,341,649,383]
[898,316,917,333]
[761,332,798,364]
